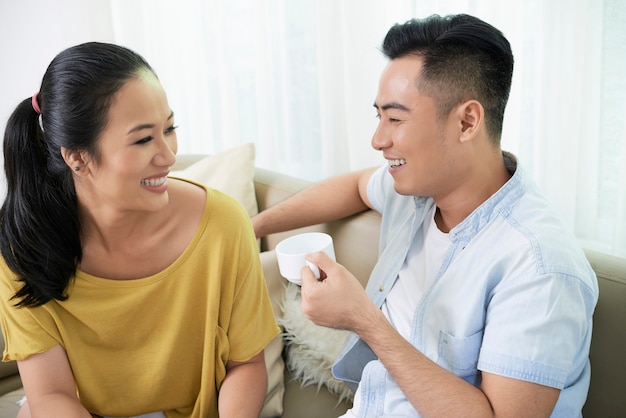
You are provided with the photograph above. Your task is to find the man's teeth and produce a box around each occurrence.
[141,177,167,187]
[388,159,406,167]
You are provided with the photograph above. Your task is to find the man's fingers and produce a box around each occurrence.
[300,263,318,286]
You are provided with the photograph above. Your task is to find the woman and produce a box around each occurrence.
[0,42,279,417]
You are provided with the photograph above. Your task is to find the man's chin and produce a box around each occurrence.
[393,183,417,197]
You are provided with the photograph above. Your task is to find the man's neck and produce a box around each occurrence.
[434,155,512,233]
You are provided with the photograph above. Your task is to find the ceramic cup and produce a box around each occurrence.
[275,232,336,285]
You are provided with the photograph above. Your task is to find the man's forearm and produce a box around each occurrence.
[355,306,494,418]
[252,169,373,238]
[355,307,559,417]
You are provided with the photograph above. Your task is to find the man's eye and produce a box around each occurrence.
[375,114,400,123]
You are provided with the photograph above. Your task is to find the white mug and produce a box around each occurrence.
[275,232,335,285]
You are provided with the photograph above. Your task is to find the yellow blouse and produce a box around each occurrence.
[0,185,280,417]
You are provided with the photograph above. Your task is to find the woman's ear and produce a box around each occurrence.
[457,100,484,143]
[60,147,90,174]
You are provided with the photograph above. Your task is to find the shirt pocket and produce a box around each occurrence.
[437,329,484,385]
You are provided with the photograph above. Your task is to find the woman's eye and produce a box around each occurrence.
[165,125,179,135]
[136,136,153,145]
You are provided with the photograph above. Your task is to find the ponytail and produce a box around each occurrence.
[1,98,81,307]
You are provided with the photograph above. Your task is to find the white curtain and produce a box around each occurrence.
[105,0,624,257]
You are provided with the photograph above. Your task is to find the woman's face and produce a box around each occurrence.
[80,71,178,213]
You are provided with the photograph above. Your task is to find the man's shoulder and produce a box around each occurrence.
[500,192,596,290]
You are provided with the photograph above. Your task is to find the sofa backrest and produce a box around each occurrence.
[254,167,626,417]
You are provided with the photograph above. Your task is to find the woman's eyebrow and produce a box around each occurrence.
[126,111,175,134]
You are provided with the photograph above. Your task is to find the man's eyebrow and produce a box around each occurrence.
[373,102,411,112]
[126,111,175,134]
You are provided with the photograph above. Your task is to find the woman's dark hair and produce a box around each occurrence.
[1,42,154,307]
[382,14,514,142]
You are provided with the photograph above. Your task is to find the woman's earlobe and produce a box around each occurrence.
[61,147,90,173]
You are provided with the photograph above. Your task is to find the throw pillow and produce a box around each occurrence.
[170,142,258,217]
[278,282,354,403]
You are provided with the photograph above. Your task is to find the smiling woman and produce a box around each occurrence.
[0,42,279,418]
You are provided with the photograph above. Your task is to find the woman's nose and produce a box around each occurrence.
[155,135,177,167]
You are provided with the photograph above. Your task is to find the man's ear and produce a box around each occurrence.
[60,147,90,174]
[457,100,483,143]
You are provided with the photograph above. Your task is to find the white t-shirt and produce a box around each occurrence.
[347,207,451,416]
[381,206,450,339]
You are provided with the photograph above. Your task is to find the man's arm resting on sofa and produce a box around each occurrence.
[252,168,376,238]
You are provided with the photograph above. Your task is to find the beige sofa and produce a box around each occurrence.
[1,162,625,417]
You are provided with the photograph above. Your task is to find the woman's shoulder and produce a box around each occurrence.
[166,178,249,229]
[0,257,20,294]
[160,178,208,241]
[168,177,207,207]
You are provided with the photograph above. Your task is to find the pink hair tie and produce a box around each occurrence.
[31,93,41,114]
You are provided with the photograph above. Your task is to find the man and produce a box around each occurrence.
[252,14,598,417]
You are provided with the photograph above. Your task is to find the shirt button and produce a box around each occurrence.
[379,284,384,292]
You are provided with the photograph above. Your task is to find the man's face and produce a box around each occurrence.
[372,56,460,199]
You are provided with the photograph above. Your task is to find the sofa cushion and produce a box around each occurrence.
[171,142,258,217]
[0,387,23,417]
[0,331,17,380]
[260,334,284,418]
[582,249,626,417]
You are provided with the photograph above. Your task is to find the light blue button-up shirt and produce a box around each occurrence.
[333,154,598,417]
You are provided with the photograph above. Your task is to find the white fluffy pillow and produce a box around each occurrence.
[278,282,354,403]
[171,142,258,217]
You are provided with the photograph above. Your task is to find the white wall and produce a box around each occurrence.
[0,0,115,198]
